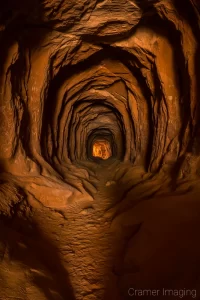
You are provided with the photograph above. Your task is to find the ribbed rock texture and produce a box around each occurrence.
[0,0,200,299]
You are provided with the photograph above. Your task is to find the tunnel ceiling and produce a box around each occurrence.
[0,0,200,299]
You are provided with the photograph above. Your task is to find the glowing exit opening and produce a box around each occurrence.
[92,140,112,160]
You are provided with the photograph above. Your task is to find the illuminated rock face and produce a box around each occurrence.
[0,1,200,299]
[92,140,112,160]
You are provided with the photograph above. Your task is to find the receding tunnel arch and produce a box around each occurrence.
[38,12,199,183]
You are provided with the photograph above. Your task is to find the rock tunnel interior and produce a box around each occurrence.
[0,0,200,299]
[40,49,154,177]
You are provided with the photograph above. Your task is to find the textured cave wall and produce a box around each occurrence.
[0,0,200,299]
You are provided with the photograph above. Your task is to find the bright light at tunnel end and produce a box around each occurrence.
[92,140,112,160]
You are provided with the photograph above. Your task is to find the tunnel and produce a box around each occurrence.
[0,0,200,299]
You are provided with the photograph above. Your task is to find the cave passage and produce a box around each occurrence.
[1,1,200,299]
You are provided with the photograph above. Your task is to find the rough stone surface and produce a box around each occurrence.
[0,0,200,299]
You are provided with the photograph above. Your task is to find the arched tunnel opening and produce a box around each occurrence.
[0,1,200,300]
[63,99,127,165]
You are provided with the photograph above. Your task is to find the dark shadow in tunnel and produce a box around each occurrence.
[0,193,76,300]
[100,172,200,300]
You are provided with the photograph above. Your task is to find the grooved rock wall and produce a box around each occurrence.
[0,1,200,299]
